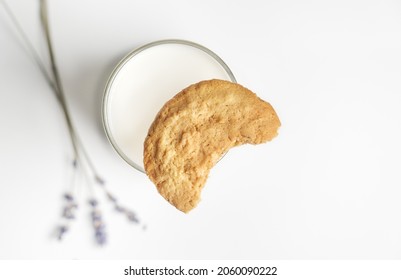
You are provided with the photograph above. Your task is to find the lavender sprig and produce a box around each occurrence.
[104,191,140,224]
[62,193,78,220]
[2,0,144,245]
[89,199,107,245]
[57,193,78,240]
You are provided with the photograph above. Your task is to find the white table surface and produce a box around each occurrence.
[1,0,401,259]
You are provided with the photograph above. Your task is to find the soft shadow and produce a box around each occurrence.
[65,51,131,141]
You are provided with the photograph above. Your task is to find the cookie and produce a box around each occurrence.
[144,79,280,213]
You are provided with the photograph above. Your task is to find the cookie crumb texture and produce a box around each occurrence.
[144,79,281,213]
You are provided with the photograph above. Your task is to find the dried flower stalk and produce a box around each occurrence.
[2,0,144,246]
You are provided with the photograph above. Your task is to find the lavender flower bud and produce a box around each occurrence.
[88,199,98,207]
[57,225,68,240]
[106,192,117,203]
[94,176,105,186]
[91,210,101,221]
[115,205,125,213]
[95,230,107,245]
[126,211,139,223]
[63,207,75,219]
[93,219,105,230]
[64,193,74,201]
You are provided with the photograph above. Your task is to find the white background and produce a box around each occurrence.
[1,0,401,259]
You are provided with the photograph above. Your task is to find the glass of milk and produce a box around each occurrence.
[102,39,236,173]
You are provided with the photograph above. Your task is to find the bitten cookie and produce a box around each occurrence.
[144,79,280,213]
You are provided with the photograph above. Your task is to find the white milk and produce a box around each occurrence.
[104,41,235,172]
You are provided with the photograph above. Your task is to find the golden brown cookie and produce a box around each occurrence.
[144,79,280,213]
